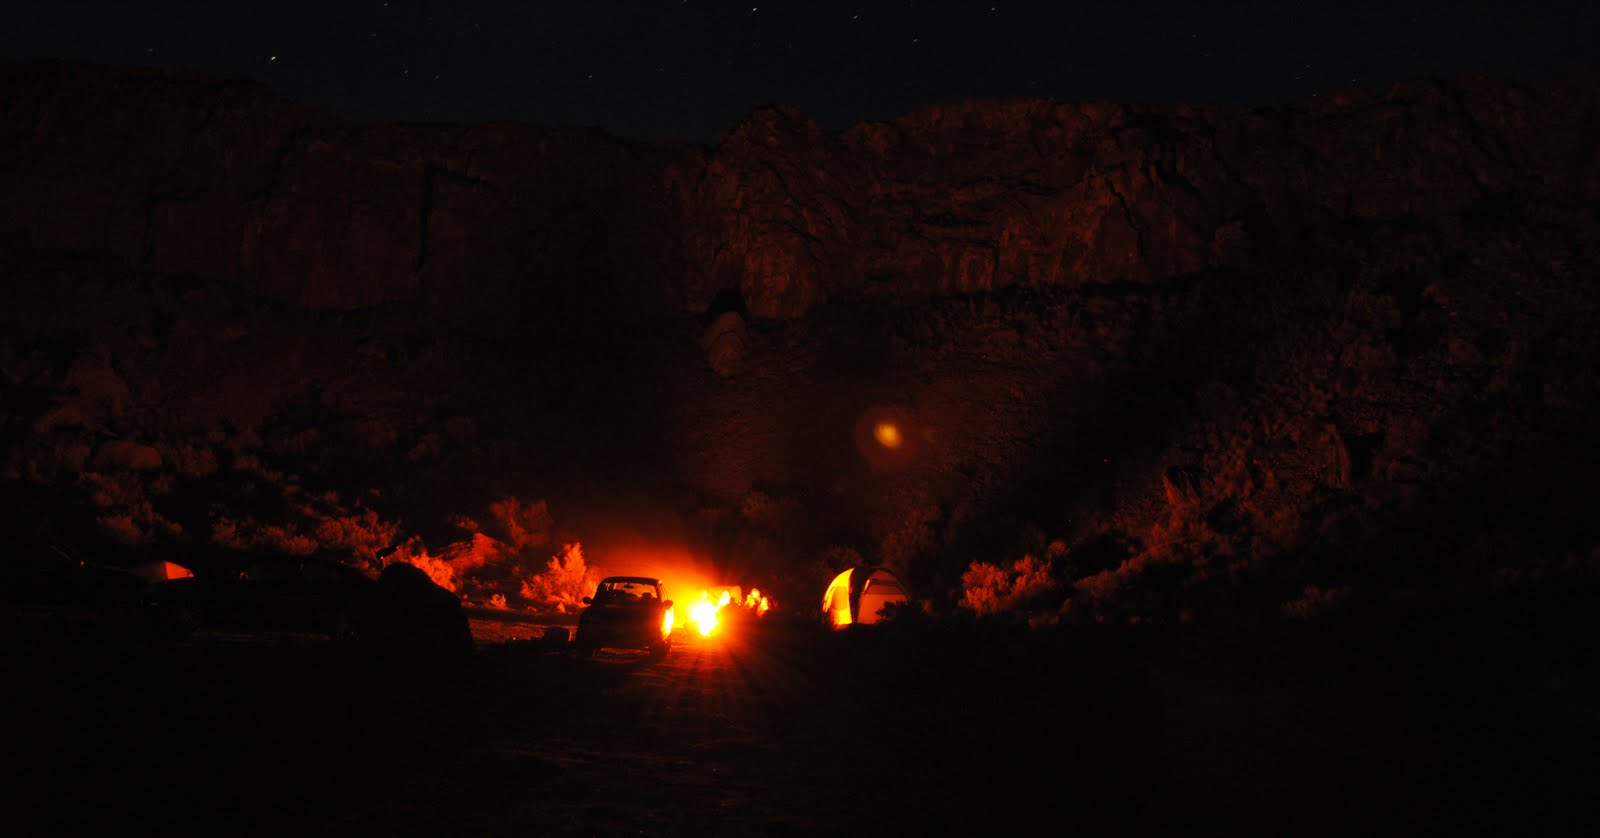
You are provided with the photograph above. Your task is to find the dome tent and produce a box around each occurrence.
[821,566,908,629]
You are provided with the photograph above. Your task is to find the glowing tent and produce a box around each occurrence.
[821,566,909,629]
[133,560,194,582]
[823,570,852,627]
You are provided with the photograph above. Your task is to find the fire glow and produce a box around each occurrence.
[685,587,771,637]
[689,590,726,636]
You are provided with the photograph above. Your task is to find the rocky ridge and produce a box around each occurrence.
[3,59,1599,619]
[6,61,1596,326]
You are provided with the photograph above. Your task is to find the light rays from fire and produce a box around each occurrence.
[685,588,770,637]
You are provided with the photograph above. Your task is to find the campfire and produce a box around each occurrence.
[685,587,771,637]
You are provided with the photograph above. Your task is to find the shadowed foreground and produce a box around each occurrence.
[8,591,1600,835]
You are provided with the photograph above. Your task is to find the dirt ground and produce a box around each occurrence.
[7,599,1600,835]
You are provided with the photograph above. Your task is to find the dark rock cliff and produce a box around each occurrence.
[7,61,1595,326]
[4,59,1599,617]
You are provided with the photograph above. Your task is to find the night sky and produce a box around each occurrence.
[4,0,1599,143]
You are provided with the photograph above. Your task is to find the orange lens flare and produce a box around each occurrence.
[854,405,917,469]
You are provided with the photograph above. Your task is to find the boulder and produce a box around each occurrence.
[364,561,474,659]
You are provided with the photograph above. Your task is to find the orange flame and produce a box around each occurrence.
[687,586,774,637]
[690,591,721,637]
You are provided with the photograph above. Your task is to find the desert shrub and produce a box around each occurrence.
[960,553,1059,617]
[518,542,596,614]
[69,470,182,546]
[210,514,317,556]
[371,498,579,607]
[875,598,931,627]
[487,496,554,551]
[959,561,1009,616]
[406,432,440,462]
[388,540,458,590]
[313,507,402,562]
[881,504,943,575]
[1280,584,1353,620]
[1072,568,1124,605]
[817,544,863,574]
[157,438,219,478]
[410,532,518,600]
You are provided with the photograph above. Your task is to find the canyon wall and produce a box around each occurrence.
[5,60,1596,328]
[5,59,1600,616]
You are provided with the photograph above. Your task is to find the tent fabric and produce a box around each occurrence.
[823,569,854,628]
[821,566,907,628]
[134,560,194,582]
[856,570,907,625]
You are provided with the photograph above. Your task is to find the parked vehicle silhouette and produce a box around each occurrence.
[572,576,674,659]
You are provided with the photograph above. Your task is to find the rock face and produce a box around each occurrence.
[0,61,699,335]
[4,59,1600,620]
[5,61,1596,327]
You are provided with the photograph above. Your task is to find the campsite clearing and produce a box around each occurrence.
[8,608,1597,834]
